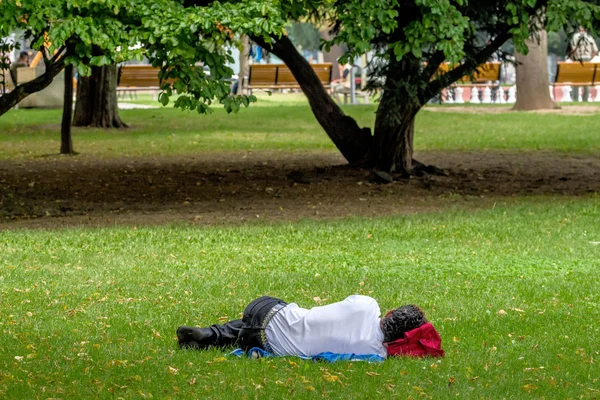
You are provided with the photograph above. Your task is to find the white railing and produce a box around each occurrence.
[441,85,600,104]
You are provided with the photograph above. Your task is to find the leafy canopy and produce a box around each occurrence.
[0,0,285,113]
[2,0,600,111]
[291,0,600,61]
[275,0,600,100]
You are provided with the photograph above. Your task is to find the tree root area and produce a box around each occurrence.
[1,150,599,229]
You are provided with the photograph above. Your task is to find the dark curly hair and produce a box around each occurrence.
[381,304,427,343]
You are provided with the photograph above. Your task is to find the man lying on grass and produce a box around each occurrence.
[177,295,444,360]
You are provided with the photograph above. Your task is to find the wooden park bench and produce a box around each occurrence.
[244,63,333,93]
[117,65,176,100]
[440,62,503,103]
[466,62,502,85]
[330,73,371,104]
[552,61,599,101]
[437,62,502,84]
[331,85,371,104]
[554,62,597,85]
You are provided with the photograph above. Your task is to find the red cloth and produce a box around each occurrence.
[385,323,445,358]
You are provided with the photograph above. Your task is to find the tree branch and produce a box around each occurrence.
[250,34,372,164]
[51,45,67,63]
[424,29,512,101]
[421,50,445,81]
[41,45,51,66]
[0,54,67,116]
[250,35,282,57]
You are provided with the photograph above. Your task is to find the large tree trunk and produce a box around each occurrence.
[73,65,127,128]
[373,110,417,175]
[513,29,558,110]
[60,63,75,154]
[252,35,371,165]
[372,57,422,175]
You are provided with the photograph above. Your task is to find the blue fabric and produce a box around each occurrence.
[230,347,385,363]
[255,47,263,62]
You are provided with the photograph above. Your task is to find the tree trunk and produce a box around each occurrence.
[372,57,422,175]
[513,29,558,110]
[73,65,127,128]
[60,63,75,154]
[252,35,371,165]
[237,35,250,95]
[373,115,416,175]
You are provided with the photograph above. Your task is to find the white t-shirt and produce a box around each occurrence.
[265,295,387,358]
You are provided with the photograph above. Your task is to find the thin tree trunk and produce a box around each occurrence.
[252,35,371,165]
[60,63,75,154]
[513,26,558,110]
[73,65,127,128]
[237,35,250,95]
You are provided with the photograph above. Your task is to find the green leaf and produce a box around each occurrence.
[158,92,169,106]
[89,55,108,67]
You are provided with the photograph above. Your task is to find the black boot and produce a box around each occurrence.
[176,326,217,349]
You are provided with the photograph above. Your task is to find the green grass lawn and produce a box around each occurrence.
[1,199,599,399]
[2,95,599,398]
[1,96,599,159]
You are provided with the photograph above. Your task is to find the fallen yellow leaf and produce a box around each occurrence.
[323,373,342,384]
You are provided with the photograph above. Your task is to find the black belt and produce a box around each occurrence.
[238,296,287,352]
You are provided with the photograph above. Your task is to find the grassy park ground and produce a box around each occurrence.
[1,95,600,398]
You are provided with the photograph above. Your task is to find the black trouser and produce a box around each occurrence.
[208,296,287,351]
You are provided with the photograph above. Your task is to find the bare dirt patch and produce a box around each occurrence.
[423,105,600,115]
[1,150,599,229]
